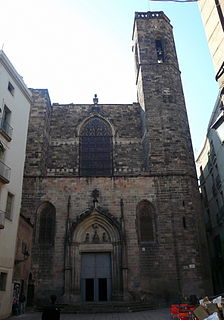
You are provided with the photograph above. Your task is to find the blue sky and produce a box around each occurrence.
[0,0,219,153]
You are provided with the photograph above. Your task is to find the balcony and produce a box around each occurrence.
[0,118,13,141]
[0,210,5,229]
[0,160,11,183]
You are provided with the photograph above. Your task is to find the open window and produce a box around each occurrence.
[155,40,165,63]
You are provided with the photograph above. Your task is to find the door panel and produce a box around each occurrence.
[85,279,94,301]
[95,253,111,278]
[81,253,111,301]
[99,278,107,301]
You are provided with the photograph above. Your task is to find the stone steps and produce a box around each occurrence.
[59,301,156,313]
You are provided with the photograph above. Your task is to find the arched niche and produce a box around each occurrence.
[136,200,156,243]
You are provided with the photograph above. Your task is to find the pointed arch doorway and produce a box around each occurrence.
[68,208,124,302]
[81,252,112,302]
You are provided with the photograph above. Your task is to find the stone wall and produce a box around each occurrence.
[21,174,208,303]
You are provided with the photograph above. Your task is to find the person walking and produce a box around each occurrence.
[19,292,26,314]
[42,295,60,320]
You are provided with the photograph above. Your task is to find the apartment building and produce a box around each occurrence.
[196,0,224,293]
[0,50,31,319]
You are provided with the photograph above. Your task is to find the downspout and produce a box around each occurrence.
[171,205,183,302]
[120,198,128,300]
[64,195,71,296]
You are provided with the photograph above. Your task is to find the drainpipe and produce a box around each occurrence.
[64,195,71,297]
[120,198,129,300]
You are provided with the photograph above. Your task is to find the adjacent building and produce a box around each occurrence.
[198,0,224,87]
[20,12,211,306]
[0,51,31,319]
[196,0,224,293]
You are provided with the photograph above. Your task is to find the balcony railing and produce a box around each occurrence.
[0,119,13,141]
[0,210,5,229]
[0,160,11,183]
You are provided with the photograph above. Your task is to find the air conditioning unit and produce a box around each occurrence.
[0,210,5,229]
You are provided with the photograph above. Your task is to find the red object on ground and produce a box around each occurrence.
[170,304,198,320]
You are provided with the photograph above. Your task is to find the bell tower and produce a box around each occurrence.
[133,12,212,299]
[133,12,195,175]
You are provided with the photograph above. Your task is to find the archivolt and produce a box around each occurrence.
[72,210,121,244]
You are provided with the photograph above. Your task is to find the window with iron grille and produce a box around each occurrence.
[80,118,113,176]
[0,272,7,291]
[39,203,56,245]
[137,200,155,242]
[5,192,14,220]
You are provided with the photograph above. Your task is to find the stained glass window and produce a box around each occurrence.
[39,203,56,245]
[80,118,113,176]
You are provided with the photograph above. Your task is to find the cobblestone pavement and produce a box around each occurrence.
[9,309,169,320]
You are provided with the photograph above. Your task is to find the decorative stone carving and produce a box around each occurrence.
[82,224,111,243]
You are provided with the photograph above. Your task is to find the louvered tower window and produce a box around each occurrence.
[80,118,113,176]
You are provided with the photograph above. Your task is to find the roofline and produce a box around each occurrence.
[195,134,209,162]
[0,50,32,103]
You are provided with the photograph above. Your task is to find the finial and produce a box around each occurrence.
[93,94,98,104]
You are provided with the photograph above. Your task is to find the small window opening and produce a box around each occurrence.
[5,192,14,220]
[1,105,13,139]
[134,44,140,72]
[0,141,5,160]
[183,216,187,229]
[8,82,15,96]
[155,40,164,63]
[0,272,7,291]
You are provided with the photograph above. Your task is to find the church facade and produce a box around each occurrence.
[21,11,211,305]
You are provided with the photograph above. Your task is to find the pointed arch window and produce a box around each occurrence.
[137,200,155,242]
[80,118,113,176]
[155,39,165,63]
[38,202,56,245]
